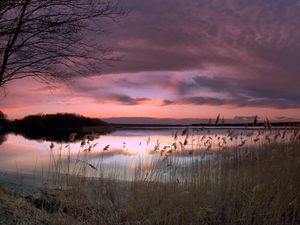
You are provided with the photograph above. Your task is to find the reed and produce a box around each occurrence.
[1,126,299,225]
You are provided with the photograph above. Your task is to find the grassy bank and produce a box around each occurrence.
[1,128,300,225]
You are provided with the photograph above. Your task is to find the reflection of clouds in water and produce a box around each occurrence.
[1,140,40,153]
[78,129,293,166]
[0,134,51,172]
[0,128,297,176]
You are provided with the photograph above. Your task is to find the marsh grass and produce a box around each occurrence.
[2,127,300,225]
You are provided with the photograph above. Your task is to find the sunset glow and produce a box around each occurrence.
[1,0,300,121]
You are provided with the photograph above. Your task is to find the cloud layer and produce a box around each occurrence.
[1,0,300,119]
[101,0,300,110]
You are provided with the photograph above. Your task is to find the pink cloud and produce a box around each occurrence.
[1,0,300,120]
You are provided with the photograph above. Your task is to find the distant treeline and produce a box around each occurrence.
[1,111,299,143]
[11,113,108,130]
[0,113,113,142]
[0,118,8,129]
[0,111,8,131]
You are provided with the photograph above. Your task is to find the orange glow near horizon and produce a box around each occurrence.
[3,101,300,121]
[1,74,300,121]
[1,0,300,123]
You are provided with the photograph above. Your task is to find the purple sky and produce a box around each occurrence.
[1,0,300,120]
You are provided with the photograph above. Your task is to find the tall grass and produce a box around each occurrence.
[17,127,300,225]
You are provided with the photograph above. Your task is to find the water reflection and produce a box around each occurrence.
[11,127,112,143]
[0,127,297,180]
[0,133,6,145]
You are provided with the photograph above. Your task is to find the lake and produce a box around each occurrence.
[0,127,294,183]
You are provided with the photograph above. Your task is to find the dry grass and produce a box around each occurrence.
[1,127,300,225]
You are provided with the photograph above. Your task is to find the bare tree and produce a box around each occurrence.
[0,0,124,87]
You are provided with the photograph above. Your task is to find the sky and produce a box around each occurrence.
[1,0,300,120]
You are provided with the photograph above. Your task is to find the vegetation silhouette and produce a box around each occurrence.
[0,0,124,87]
[9,113,114,143]
[0,111,9,132]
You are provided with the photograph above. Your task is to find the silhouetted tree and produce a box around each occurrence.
[0,110,7,120]
[0,0,124,87]
[0,110,8,131]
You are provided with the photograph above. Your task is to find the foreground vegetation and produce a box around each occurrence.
[1,127,300,225]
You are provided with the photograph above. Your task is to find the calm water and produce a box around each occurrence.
[0,127,291,180]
